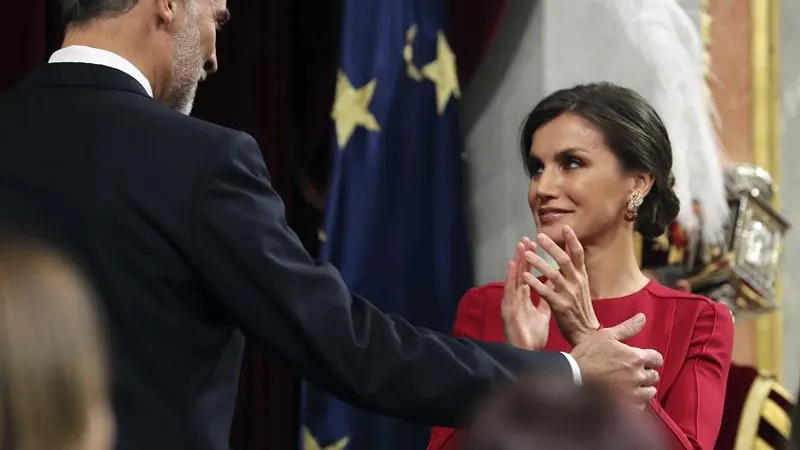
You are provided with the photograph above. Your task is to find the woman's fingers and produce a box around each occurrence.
[562,226,586,271]
[521,236,537,254]
[534,290,551,318]
[536,232,580,282]
[514,241,526,287]
[522,271,556,302]
[504,259,517,291]
[504,240,530,316]
[523,248,568,292]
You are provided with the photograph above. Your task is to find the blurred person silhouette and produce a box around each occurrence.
[460,368,666,450]
[0,232,114,450]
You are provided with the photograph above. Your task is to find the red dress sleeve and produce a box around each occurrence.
[648,301,734,449]
[427,286,497,450]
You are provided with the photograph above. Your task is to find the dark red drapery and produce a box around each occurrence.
[448,0,509,90]
[1,1,507,449]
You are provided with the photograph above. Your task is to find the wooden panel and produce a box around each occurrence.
[707,0,756,366]
[709,0,753,164]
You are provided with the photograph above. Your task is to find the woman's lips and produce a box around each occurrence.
[537,210,571,225]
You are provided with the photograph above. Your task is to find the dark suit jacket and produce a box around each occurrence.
[0,63,570,450]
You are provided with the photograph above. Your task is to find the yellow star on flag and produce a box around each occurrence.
[331,69,381,149]
[303,428,350,450]
[421,31,461,115]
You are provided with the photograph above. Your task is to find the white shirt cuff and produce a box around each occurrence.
[561,352,582,385]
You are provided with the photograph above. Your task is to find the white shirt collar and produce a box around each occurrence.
[48,45,154,97]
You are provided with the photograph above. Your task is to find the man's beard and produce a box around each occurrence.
[165,20,205,115]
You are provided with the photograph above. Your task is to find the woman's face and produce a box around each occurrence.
[526,112,641,246]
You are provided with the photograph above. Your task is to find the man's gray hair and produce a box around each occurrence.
[60,0,140,24]
[60,0,197,25]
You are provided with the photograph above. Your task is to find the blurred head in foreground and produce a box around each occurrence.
[0,232,113,450]
[460,369,666,450]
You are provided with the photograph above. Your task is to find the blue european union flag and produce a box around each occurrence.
[299,0,473,449]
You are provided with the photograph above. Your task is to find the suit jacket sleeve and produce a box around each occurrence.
[648,301,734,449]
[427,287,489,450]
[190,133,571,427]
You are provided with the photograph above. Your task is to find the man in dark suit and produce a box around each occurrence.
[0,0,662,449]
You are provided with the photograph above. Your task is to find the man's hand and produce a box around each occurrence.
[570,313,663,407]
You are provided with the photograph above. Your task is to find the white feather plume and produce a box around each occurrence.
[599,0,729,243]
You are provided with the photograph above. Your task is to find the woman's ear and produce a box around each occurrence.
[632,172,655,197]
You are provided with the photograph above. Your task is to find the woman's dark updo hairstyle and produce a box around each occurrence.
[519,82,680,238]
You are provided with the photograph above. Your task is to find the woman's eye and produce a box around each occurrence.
[528,162,543,178]
[564,156,583,170]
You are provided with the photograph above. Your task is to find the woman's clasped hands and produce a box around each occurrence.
[501,225,662,409]
[501,225,600,349]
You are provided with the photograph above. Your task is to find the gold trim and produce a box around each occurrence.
[754,437,773,450]
[734,376,775,450]
[701,0,713,103]
[762,398,791,437]
[751,0,783,382]
[771,381,794,402]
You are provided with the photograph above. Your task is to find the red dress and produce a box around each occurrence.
[427,280,734,450]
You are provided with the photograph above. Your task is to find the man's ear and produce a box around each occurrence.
[156,0,176,27]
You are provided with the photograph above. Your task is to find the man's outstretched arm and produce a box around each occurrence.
[190,132,572,427]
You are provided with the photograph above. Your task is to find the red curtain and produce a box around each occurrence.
[1,1,507,449]
[2,1,63,90]
[448,0,509,90]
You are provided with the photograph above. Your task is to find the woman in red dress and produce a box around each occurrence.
[428,83,734,450]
